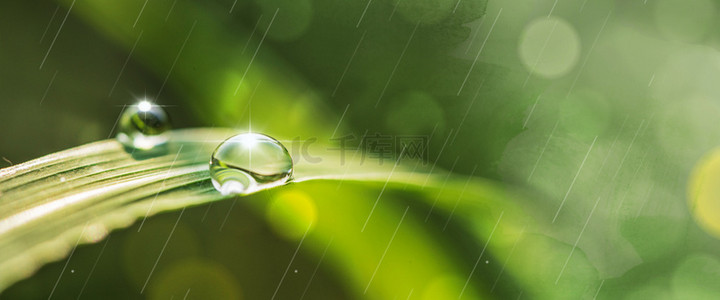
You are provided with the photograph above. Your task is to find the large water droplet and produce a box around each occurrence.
[209,133,294,195]
[116,100,171,151]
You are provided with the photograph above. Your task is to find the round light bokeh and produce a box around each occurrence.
[519,17,581,79]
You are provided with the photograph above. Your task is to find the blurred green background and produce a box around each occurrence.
[4,0,720,299]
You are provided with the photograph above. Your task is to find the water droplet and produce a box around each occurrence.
[210,133,293,195]
[116,100,171,151]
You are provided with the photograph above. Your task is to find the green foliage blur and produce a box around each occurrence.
[4,0,720,299]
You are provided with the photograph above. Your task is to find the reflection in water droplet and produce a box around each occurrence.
[116,100,171,151]
[209,133,293,195]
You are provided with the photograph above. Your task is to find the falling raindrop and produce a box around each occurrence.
[116,100,171,151]
[209,133,293,195]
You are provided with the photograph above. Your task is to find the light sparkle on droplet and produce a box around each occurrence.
[137,100,152,112]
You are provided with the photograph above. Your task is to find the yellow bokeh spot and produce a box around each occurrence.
[688,148,720,238]
[266,189,317,240]
[149,258,242,300]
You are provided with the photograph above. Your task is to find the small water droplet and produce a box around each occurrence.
[294,269,298,274]
[71,269,75,273]
[485,260,489,264]
[209,133,293,195]
[116,100,171,151]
